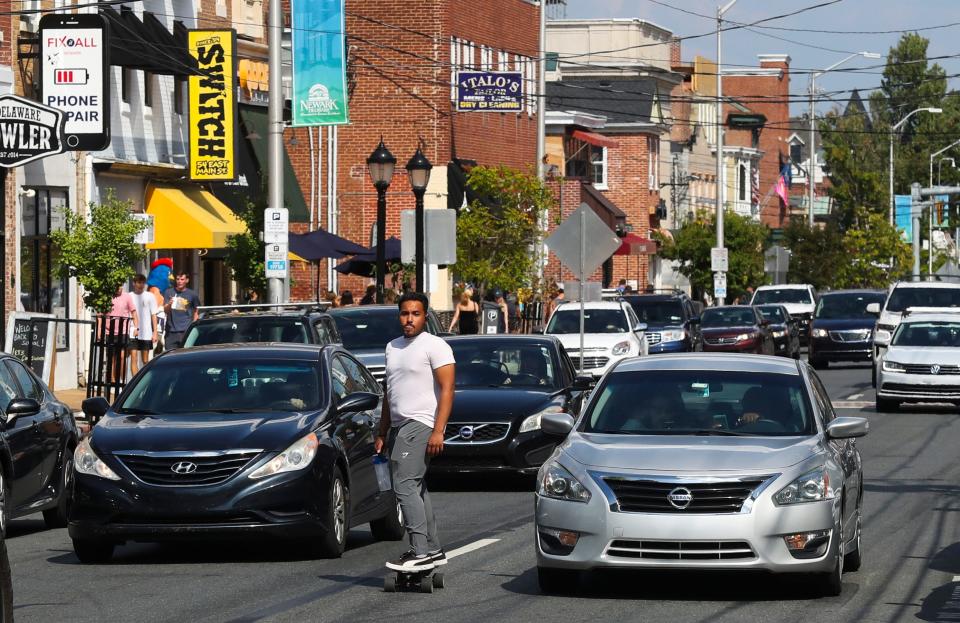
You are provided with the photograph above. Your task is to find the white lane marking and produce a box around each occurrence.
[833,401,874,409]
[954,575,960,582]
[846,393,863,400]
[446,538,501,560]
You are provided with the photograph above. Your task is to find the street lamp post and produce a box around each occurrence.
[406,147,432,294]
[929,138,960,186]
[366,139,396,304]
[808,52,880,227]
[939,157,956,185]
[889,107,942,225]
[715,0,738,306]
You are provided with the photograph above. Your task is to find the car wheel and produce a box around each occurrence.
[0,540,11,623]
[871,365,876,387]
[537,566,580,594]
[0,469,8,539]
[876,397,899,412]
[369,495,405,541]
[311,467,348,558]
[72,538,114,564]
[845,511,863,572]
[815,515,844,597]
[43,448,75,529]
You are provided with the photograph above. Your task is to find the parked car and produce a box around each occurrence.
[0,537,9,623]
[756,304,800,359]
[808,290,887,369]
[183,306,341,347]
[544,300,648,377]
[700,306,775,355]
[534,353,867,597]
[429,335,591,473]
[750,284,817,339]
[329,305,445,382]
[621,292,702,354]
[0,352,78,535]
[874,309,960,412]
[70,344,404,563]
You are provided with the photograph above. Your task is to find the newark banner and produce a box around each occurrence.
[188,30,237,181]
[291,0,349,126]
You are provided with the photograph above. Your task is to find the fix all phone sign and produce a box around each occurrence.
[39,14,110,151]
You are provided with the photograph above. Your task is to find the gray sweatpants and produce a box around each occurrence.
[388,420,441,556]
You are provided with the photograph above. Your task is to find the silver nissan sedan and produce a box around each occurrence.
[534,354,867,597]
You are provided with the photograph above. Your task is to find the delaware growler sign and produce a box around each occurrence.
[187,30,237,181]
[0,94,64,168]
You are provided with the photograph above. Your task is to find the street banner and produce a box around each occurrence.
[188,30,237,181]
[0,94,64,168]
[895,195,913,240]
[456,71,523,112]
[291,0,349,126]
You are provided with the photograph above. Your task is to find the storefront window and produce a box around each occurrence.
[20,188,70,350]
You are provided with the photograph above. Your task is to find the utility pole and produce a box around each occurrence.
[715,1,737,306]
[266,0,284,304]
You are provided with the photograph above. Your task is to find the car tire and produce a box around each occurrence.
[43,448,74,529]
[0,540,12,623]
[871,365,877,388]
[72,538,114,564]
[0,468,8,539]
[537,566,580,594]
[310,467,348,559]
[845,511,863,572]
[369,496,405,541]
[815,516,844,597]
[875,397,899,412]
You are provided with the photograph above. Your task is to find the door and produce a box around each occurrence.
[811,373,860,538]
[330,356,378,514]
[0,362,40,510]
[6,360,61,497]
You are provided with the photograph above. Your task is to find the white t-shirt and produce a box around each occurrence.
[385,332,455,429]
[130,291,159,340]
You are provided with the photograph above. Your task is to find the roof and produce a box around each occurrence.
[615,353,800,375]
[445,335,561,345]
[555,300,627,310]
[546,78,661,126]
[901,310,960,323]
[892,281,960,290]
[198,310,328,320]
[156,343,327,362]
[818,289,886,298]
[755,284,813,291]
[622,294,685,302]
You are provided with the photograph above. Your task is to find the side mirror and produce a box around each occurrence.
[865,302,881,315]
[82,396,110,421]
[541,411,575,436]
[336,391,380,415]
[5,398,40,421]
[826,416,869,439]
[634,322,648,333]
[572,374,593,391]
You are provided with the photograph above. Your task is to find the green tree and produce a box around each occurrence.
[782,219,844,289]
[224,198,264,299]
[656,210,768,301]
[834,213,912,288]
[50,191,147,313]
[455,166,552,293]
[819,110,887,229]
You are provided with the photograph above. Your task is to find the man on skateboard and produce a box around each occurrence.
[375,292,456,573]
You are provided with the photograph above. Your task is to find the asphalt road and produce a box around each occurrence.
[6,360,960,623]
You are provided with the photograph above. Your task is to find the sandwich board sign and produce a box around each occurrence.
[0,95,64,168]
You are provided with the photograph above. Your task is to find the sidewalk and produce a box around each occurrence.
[54,388,94,436]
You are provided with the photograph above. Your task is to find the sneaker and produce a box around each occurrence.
[386,550,436,572]
[429,549,447,566]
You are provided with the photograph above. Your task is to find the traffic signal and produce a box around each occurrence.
[936,202,945,225]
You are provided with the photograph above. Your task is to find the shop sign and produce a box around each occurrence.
[238,59,269,104]
[456,71,523,112]
[0,94,64,168]
[188,30,238,181]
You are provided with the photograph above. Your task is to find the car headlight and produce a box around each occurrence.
[249,432,319,479]
[538,461,591,503]
[736,333,754,342]
[661,329,686,342]
[612,340,631,356]
[771,330,785,338]
[811,328,828,338]
[520,404,566,433]
[882,360,905,372]
[74,438,121,481]
[773,467,833,505]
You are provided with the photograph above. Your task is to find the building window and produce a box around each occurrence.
[498,49,508,72]
[20,188,70,350]
[450,36,459,100]
[480,45,492,70]
[591,145,607,189]
[648,136,659,190]
[121,67,131,103]
[144,71,154,108]
[790,141,803,167]
[739,164,747,201]
[174,77,184,115]
[461,40,473,69]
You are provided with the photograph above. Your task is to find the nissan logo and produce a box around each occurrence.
[667,486,693,509]
[171,461,198,475]
[459,426,475,440]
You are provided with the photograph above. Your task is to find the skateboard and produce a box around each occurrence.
[383,568,445,593]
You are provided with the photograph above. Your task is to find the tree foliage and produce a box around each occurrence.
[50,191,147,313]
[224,198,264,299]
[455,166,552,293]
[656,210,768,301]
[833,213,912,288]
[782,219,844,289]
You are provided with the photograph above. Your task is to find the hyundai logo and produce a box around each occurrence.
[931,364,941,375]
[459,426,475,440]
[667,486,693,509]
[170,461,198,475]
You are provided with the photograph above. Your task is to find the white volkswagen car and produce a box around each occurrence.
[749,284,817,340]
[875,309,960,411]
[545,300,647,377]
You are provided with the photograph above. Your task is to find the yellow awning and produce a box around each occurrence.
[145,184,247,249]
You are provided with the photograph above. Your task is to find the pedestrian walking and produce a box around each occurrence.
[107,284,139,386]
[128,274,158,375]
[375,291,455,573]
[447,286,479,335]
[147,258,173,353]
[545,285,565,323]
[493,289,510,333]
[163,272,200,350]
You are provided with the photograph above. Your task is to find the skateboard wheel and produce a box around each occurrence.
[432,573,445,589]
[419,576,434,593]
[384,576,398,592]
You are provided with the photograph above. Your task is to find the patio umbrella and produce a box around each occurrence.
[334,237,403,277]
[614,233,658,256]
[350,236,402,261]
[288,228,368,260]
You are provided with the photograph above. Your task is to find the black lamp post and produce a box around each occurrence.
[405,147,432,293]
[366,139,396,304]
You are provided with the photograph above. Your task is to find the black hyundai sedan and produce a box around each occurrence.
[808,289,887,369]
[70,344,404,563]
[429,335,590,473]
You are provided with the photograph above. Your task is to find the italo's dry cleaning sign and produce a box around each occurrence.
[188,30,237,181]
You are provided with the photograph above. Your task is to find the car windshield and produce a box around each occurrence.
[815,292,886,319]
[885,287,960,312]
[891,321,960,347]
[757,306,785,322]
[183,317,309,347]
[700,308,756,328]
[116,359,323,414]
[331,309,403,350]
[583,369,815,436]
[752,288,812,305]
[628,300,684,324]
[546,308,630,334]
[450,341,558,388]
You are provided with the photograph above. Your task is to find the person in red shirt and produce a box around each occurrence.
[107,285,139,386]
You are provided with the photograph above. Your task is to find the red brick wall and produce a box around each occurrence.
[603,133,656,286]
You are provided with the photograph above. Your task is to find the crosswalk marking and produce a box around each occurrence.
[833,400,873,409]
[446,538,501,560]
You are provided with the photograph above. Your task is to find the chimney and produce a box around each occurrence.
[671,38,681,66]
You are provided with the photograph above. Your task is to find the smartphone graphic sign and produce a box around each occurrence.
[40,14,110,151]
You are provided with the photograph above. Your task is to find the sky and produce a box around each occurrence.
[563,0,960,117]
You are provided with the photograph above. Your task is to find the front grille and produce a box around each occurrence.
[830,329,871,343]
[112,513,260,525]
[443,422,510,444]
[704,337,737,345]
[116,451,260,486]
[881,382,960,397]
[902,363,960,375]
[646,332,662,345]
[571,356,610,369]
[602,477,766,513]
[366,364,386,381]
[607,539,755,561]
[430,456,506,469]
